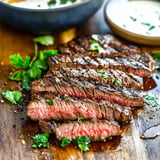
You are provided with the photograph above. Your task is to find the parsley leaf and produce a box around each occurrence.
[9,70,23,81]
[76,136,90,152]
[78,116,85,122]
[33,35,54,46]
[144,94,159,107]
[115,80,122,86]
[39,50,58,60]
[9,54,30,68]
[61,137,71,147]
[63,94,69,99]
[97,70,105,75]
[2,90,23,104]
[32,133,49,148]
[46,100,53,105]
[152,51,160,61]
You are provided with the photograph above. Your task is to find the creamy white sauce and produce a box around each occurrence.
[3,0,84,9]
[107,1,160,37]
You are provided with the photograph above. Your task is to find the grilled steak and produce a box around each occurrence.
[31,76,144,107]
[49,52,155,77]
[27,93,131,122]
[46,67,143,90]
[38,120,121,141]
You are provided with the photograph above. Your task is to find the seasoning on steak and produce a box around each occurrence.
[27,93,131,122]
[38,119,121,141]
[31,76,144,107]
[46,67,143,90]
[48,52,155,77]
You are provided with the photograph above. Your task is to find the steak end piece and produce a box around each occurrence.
[39,120,121,141]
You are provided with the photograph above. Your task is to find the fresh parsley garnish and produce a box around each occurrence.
[78,116,85,122]
[63,94,69,99]
[46,100,53,105]
[61,137,71,147]
[48,0,56,6]
[9,35,58,90]
[115,80,122,86]
[33,35,54,46]
[75,136,90,152]
[9,54,30,68]
[55,78,60,83]
[152,51,160,61]
[103,75,108,79]
[97,70,105,75]
[144,95,159,107]
[32,133,49,148]
[2,90,23,105]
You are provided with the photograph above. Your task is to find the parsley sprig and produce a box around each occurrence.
[9,35,58,90]
[144,94,159,107]
[32,133,50,148]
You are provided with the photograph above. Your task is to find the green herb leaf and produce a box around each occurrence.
[75,136,90,152]
[63,94,69,99]
[55,78,60,83]
[60,0,68,4]
[61,137,71,147]
[21,71,31,91]
[97,70,105,75]
[9,70,23,81]
[48,0,56,6]
[32,133,49,148]
[144,95,158,107]
[9,54,30,68]
[115,80,122,86]
[39,50,58,60]
[103,75,108,79]
[152,51,160,61]
[2,90,23,104]
[33,35,54,46]
[46,100,53,105]
[78,117,85,122]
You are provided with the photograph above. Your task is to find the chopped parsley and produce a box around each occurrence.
[63,94,69,99]
[115,80,122,86]
[144,95,159,107]
[32,133,49,148]
[75,136,90,152]
[55,77,60,83]
[2,90,23,105]
[46,100,53,105]
[61,137,71,147]
[97,70,105,75]
[78,116,85,122]
[103,75,108,79]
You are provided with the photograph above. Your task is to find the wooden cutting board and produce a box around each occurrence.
[0,4,160,160]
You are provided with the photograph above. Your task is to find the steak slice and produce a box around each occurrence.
[27,93,131,122]
[58,34,141,57]
[31,76,144,107]
[48,52,155,77]
[38,120,121,141]
[46,67,143,90]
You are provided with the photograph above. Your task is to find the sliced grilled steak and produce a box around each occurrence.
[31,76,144,107]
[48,52,155,77]
[38,120,121,141]
[46,67,143,90]
[27,93,131,122]
[58,34,141,57]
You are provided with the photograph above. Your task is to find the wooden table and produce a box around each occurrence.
[0,1,160,160]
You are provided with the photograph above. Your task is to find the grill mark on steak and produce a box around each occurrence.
[46,67,143,90]
[31,76,144,107]
[38,120,121,141]
[27,93,132,122]
[48,52,155,77]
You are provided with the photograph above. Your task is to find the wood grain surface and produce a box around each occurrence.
[0,1,160,160]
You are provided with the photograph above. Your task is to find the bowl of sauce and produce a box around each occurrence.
[0,0,103,34]
[105,0,160,45]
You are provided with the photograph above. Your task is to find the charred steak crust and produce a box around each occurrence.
[31,76,144,107]
[46,68,143,90]
[27,93,132,122]
[38,120,121,141]
[49,34,155,77]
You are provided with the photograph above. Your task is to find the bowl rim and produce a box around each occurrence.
[0,0,92,12]
[104,0,160,39]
